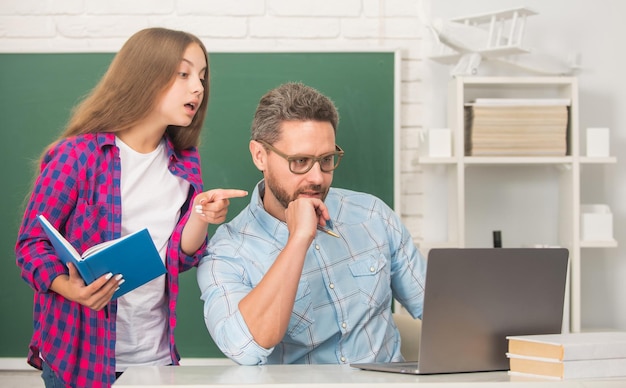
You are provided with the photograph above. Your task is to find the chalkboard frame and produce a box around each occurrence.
[0,50,399,362]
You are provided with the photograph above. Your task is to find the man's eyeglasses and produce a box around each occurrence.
[257,140,344,174]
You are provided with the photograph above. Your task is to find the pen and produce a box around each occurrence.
[317,221,340,238]
[317,226,340,238]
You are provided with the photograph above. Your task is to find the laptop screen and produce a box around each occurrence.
[417,247,569,374]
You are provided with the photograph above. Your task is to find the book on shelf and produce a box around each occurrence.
[507,354,626,379]
[469,105,569,116]
[37,214,166,299]
[469,127,567,135]
[468,149,567,157]
[464,104,569,156]
[506,332,626,379]
[469,98,571,106]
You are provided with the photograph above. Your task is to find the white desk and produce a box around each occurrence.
[114,365,626,387]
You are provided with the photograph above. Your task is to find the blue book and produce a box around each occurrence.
[37,214,166,299]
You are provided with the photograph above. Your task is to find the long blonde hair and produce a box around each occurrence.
[45,27,209,156]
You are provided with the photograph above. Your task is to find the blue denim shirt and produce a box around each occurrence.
[197,180,426,365]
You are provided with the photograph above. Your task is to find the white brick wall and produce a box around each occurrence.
[0,0,428,243]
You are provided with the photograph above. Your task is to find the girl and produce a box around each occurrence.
[15,27,246,387]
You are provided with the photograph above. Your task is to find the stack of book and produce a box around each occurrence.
[506,332,626,379]
[464,98,570,156]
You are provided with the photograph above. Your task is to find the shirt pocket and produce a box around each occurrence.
[287,279,315,336]
[349,254,392,308]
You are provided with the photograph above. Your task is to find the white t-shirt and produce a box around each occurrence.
[114,137,190,371]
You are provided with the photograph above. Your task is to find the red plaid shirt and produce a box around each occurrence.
[15,132,205,387]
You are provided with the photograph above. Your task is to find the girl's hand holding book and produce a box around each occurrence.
[51,262,124,311]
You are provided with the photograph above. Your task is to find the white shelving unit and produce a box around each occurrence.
[415,76,617,332]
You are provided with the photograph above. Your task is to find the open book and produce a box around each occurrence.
[37,214,166,299]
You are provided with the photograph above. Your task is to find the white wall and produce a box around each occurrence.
[1,0,623,331]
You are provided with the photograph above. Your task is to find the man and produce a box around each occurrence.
[197,82,426,365]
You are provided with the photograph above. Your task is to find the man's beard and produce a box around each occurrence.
[265,170,329,210]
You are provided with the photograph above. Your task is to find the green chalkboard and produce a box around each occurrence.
[0,52,396,359]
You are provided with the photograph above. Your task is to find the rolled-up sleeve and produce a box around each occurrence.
[386,206,427,320]
[197,252,273,365]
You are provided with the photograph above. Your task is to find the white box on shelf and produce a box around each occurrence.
[580,204,613,241]
[419,128,451,157]
[586,127,610,157]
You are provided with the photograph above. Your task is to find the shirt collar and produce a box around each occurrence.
[96,132,116,147]
[163,135,180,163]
[97,132,179,163]
[250,180,290,241]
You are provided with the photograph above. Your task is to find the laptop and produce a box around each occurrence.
[351,247,569,375]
